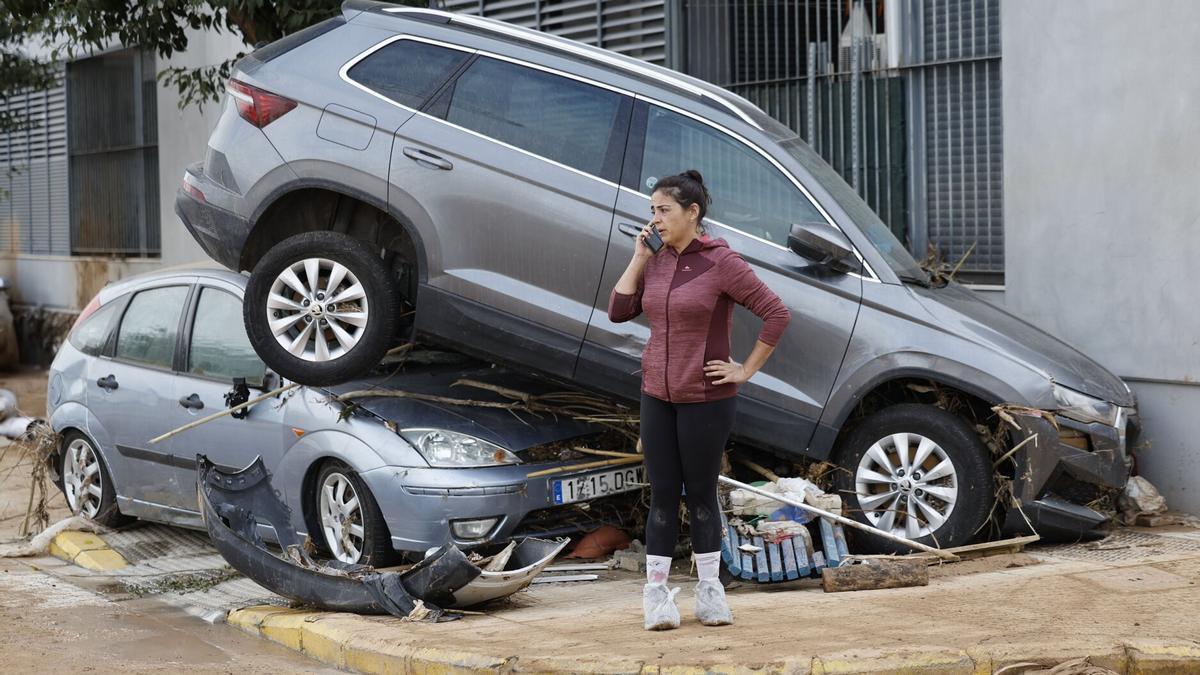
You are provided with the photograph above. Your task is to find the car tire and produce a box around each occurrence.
[57,431,131,527]
[311,461,396,567]
[832,404,993,554]
[244,231,400,386]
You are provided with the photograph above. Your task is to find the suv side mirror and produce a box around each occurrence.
[787,222,858,273]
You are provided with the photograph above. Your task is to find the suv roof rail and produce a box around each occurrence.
[342,1,763,131]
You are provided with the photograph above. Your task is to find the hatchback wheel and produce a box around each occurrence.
[312,461,395,567]
[59,432,129,527]
[244,231,399,386]
[833,404,993,553]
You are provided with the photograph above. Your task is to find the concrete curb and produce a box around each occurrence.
[227,605,1200,674]
[47,530,127,571]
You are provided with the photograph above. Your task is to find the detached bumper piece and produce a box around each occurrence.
[198,455,566,620]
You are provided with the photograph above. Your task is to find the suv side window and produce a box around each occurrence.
[640,105,824,245]
[115,286,189,368]
[188,288,266,386]
[443,56,625,180]
[347,39,471,109]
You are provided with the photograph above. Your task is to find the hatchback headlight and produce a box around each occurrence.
[1052,383,1119,427]
[400,428,521,467]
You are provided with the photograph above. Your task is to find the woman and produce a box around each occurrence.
[608,170,790,630]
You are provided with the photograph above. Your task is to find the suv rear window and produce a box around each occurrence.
[347,39,470,109]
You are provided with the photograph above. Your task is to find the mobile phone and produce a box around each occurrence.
[645,227,664,254]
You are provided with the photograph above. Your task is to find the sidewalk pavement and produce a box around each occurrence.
[220,527,1200,674]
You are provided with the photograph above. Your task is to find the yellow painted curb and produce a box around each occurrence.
[811,648,974,675]
[48,530,127,571]
[1126,640,1200,674]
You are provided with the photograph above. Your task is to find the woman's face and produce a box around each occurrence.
[650,189,701,250]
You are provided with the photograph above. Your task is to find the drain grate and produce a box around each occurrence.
[1037,529,1200,563]
[104,525,217,564]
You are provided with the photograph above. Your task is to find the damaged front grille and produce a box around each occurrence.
[508,489,648,541]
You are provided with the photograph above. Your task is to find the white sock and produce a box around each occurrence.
[646,554,672,585]
[694,550,721,581]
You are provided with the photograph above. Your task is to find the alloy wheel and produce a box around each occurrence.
[267,258,370,363]
[854,432,959,540]
[63,438,103,518]
[319,472,364,564]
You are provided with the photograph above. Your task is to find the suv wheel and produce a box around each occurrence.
[244,231,399,386]
[58,431,130,527]
[833,404,993,553]
[312,461,395,567]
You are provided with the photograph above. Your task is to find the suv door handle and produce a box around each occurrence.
[96,375,118,391]
[402,146,453,170]
[617,222,643,238]
[178,393,205,411]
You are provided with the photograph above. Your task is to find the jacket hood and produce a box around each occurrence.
[910,282,1134,407]
[321,363,603,452]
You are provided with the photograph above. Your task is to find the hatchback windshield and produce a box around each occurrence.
[778,136,929,283]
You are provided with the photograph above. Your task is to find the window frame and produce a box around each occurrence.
[108,283,195,373]
[340,35,637,188]
[340,35,478,114]
[179,284,267,387]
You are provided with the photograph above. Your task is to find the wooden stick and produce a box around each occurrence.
[148,383,300,445]
[572,446,640,459]
[732,456,781,482]
[526,456,643,479]
[717,475,959,561]
[992,433,1039,468]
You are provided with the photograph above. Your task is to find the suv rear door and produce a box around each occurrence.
[578,100,863,457]
[388,46,633,378]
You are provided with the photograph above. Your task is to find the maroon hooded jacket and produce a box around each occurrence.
[607,235,790,403]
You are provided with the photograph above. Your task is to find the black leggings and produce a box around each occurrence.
[640,393,737,557]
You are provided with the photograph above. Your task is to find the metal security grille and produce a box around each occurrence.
[437,0,668,64]
[683,0,1002,277]
[0,71,70,256]
[911,0,1003,276]
[67,48,160,257]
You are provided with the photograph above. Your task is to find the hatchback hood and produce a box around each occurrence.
[321,363,603,452]
[910,283,1134,406]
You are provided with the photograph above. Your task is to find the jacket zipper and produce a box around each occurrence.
[664,265,672,401]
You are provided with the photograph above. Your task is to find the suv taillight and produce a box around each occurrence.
[227,79,297,128]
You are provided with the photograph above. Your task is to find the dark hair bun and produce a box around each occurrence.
[682,169,704,184]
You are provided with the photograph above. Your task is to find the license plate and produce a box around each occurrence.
[552,466,644,505]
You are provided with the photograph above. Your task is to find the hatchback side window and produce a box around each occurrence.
[347,39,471,109]
[640,105,825,245]
[68,301,121,356]
[188,288,266,386]
[444,56,626,180]
[114,286,189,368]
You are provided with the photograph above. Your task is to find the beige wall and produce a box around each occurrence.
[7,26,245,312]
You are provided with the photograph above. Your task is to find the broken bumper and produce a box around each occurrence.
[1004,410,1139,540]
[358,463,646,553]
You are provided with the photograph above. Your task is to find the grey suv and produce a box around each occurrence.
[175,1,1138,549]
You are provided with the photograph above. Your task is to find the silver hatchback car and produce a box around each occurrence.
[46,267,645,565]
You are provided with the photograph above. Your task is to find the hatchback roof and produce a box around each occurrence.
[99,264,247,302]
[340,0,781,134]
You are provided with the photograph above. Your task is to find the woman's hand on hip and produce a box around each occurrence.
[704,358,748,385]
